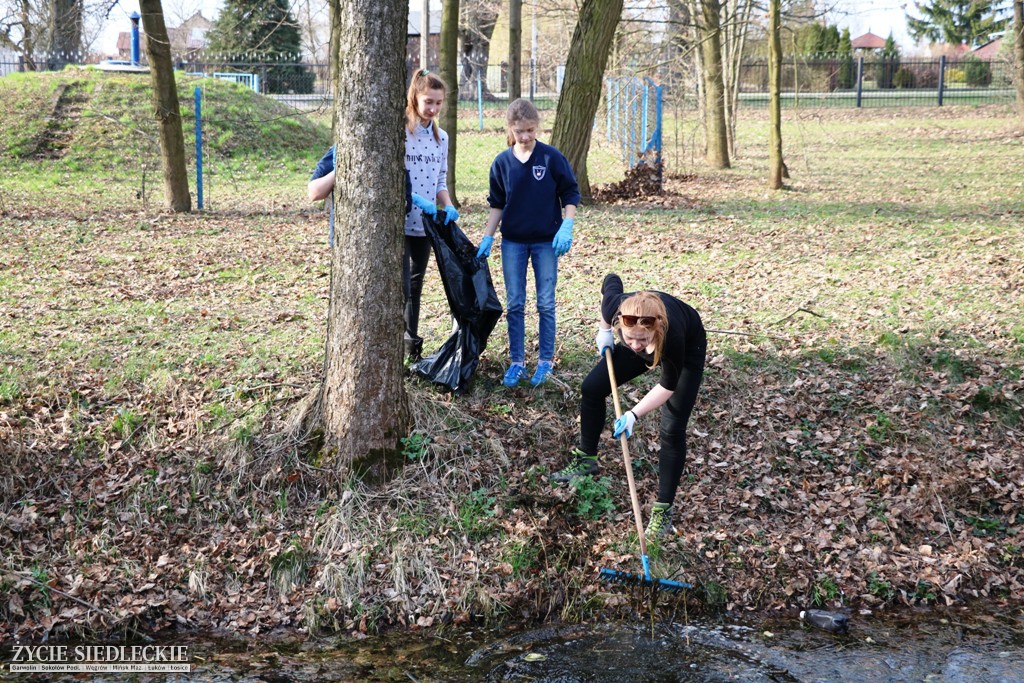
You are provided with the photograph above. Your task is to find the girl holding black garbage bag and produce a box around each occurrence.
[551,273,707,539]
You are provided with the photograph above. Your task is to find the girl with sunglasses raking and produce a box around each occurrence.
[551,273,707,539]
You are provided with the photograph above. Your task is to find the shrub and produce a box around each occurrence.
[893,67,916,89]
[963,57,992,87]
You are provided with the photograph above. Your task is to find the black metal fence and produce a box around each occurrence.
[3,53,1016,111]
[737,55,1016,108]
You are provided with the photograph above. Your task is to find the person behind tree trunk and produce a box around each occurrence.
[551,273,707,539]
[308,147,412,245]
[476,98,580,387]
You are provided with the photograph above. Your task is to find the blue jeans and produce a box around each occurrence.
[500,239,557,364]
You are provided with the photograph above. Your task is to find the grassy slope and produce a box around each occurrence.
[1,71,1022,639]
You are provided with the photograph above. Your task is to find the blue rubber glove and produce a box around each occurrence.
[411,193,437,217]
[613,410,636,439]
[552,217,574,257]
[441,205,460,225]
[476,234,494,258]
[596,327,615,356]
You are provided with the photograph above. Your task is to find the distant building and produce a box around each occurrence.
[972,37,1003,61]
[117,11,210,60]
[926,42,971,59]
[407,9,441,77]
[850,32,886,53]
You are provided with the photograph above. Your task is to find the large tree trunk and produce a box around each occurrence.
[459,3,498,98]
[440,0,459,206]
[550,0,624,199]
[48,0,83,58]
[767,0,783,189]
[318,0,411,473]
[1015,0,1024,125]
[508,0,522,100]
[699,0,730,169]
[139,0,191,212]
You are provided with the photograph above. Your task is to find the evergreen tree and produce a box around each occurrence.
[205,0,312,94]
[837,27,855,89]
[876,33,900,89]
[906,0,1007,46]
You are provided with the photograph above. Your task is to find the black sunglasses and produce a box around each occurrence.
[620,314,657,329]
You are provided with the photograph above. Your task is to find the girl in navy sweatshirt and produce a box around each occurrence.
[476,99,580,387]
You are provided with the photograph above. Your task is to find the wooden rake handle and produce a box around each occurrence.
[605,347,648,559]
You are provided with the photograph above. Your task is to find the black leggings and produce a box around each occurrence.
[403,234,432,345]
[579,342,705,505]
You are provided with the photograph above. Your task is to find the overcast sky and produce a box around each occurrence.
[94,0,916,57]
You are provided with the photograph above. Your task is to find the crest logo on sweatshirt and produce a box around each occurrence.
[532,165,547,181]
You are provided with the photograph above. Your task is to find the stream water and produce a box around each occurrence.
[4,604,1022,682]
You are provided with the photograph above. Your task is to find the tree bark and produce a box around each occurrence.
[139,0,192,212]
[550,0,624,199]
[458,3,498,98]
[767,0,783,189]
[508,0,522,99]
[1015,0,1024,125]
[440,0,459,206]
[318,0,411,474]
[48,0,83,58]
[699,0,730,168]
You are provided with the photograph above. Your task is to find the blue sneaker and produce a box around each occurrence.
[502,364,527,387]
[530,361,553,386]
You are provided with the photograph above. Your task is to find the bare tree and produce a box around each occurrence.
[550,0,623,198]
[459,1,499,97]
[720,0,754,158]
[139,0,191,212]
[508,0,522,99]
[440,0,459,205]
[290,0,331,62]
[698,0,730,168]
[314,0,411,471]
[767,0,783,189]
[48,0,82,57]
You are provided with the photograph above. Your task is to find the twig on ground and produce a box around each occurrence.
[770,307,829,326]
[934,495,957,546]
[705,328,790,342]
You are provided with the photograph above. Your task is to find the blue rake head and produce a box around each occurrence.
[599,567,691,594]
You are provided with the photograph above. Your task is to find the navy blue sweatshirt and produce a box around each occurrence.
[487,140,581,243]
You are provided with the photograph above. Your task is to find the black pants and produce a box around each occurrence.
[579,340,705,505]
[403,234,432,353]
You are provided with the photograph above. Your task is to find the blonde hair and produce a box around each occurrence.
[613,292,668,368]
[505,97,540,146]
[406,69,447,143]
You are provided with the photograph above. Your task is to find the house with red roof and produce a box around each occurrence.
[851,32,886,52]
[972,37,1003,61]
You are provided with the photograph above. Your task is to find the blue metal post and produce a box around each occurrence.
[937,55,946,106]
[130,12,141,66]
[855,57,864,108]
[195,87,203,210]
[641,82,649,154]
[477,72,484,131]
[626,79,634,167]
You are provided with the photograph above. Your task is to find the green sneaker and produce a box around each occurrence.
[550,448,598,484]
[646,503,676,538]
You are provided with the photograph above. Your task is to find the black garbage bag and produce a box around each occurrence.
[411,214,503,393]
